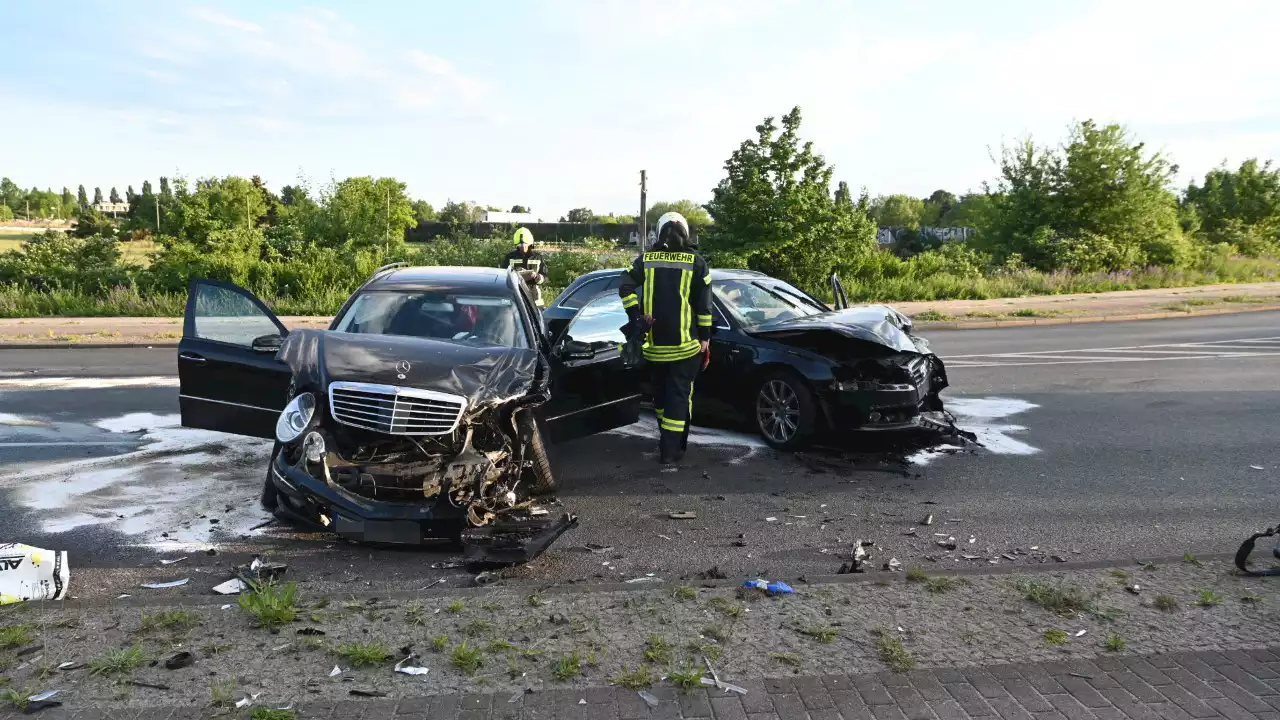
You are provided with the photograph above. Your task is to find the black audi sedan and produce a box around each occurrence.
[545,267,951,450]
[175,264,643,560]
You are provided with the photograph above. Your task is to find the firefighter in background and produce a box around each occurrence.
[618,212,713,464]
[503,227,549,307]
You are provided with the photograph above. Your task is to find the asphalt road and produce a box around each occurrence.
[1,310,1277,600]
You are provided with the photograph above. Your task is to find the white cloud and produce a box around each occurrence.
[190,7,263,34]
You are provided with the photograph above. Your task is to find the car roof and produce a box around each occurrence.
[367,266,514,292]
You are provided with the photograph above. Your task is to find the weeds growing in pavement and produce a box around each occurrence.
[707,597,743,618]
[1105,635,1126,652]
[1193,590,1223,607]
[668,664,705,692]
[612,666,655,689]
[404,602,427,626]
[551,650,581,681]
[1043,629,1070,646]
[463,619,492,637]
[673,585,697,601]
[1241,592,1263,604]
[238,581,299,629]
[451,640,484,675]
[802,625,838,644]
[1183,553,1203,567]
[875,632,915,672]
[526,593,545,607]
[642,636,672,665]
[1,687,30,713]
[1090,606,1125,624]
[1154,595,1179,612]
[1110,569,1132,579]
[912,310,953,322]
[689,642,722,662]
[0,625,33,649]
[770,652,801,667]
[445,600,465,614]
[139,610,201,633]
[1017,579,1094,616]
[487,640,515,654]
[89,645,146,676]
[926,577,961,594]
[335,643,391,667]
[906,566,929,583]
[431,635,450,652]
[1139,561,1158,571]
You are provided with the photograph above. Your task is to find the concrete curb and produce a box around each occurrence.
[46,552,1233,611]
[2,304,1278,349]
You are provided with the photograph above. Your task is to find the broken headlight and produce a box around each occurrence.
[276,392,316,443]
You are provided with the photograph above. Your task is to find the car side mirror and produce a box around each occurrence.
[558,338,597,360]
[251,333,284,353]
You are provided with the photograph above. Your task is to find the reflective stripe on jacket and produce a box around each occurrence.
[618,249,713,362]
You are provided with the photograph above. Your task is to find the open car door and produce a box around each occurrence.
[178,279,293,439]
[829,272,849,311]
[539,293,642,444]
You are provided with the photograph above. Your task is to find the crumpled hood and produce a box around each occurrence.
[746,304,930,354]
[278,329,544,410]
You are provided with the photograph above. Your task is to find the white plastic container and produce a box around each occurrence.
[0,543,70,604]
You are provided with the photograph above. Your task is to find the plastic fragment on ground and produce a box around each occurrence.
[140,578,189,589]
[0,543,70,605]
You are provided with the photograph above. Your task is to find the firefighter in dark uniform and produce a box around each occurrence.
[619,212,713,464]
[503,227,549,307]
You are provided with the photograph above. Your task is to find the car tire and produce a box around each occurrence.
[516,410,556,494]
[754,370,817,451]
[261,442,282,512]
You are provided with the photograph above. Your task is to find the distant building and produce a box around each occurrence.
[479,210,540,224]
[93,201,129,216]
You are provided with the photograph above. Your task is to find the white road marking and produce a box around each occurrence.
[943,335,1280,367]
[0,413,47,426]
[0,376,179,390]
[0,442,138,447]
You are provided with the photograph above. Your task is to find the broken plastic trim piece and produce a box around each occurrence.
[459,512,578,569]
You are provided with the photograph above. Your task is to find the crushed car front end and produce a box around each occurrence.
[266,329,575,564]
[748,304,951,432]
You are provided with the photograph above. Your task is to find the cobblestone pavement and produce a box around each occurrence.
[14,647,1280,719]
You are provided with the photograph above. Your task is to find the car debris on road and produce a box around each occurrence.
[0,543,69,605]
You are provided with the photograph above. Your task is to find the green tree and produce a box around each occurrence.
[76,185,88,208]
[0,205,12,221]
[565,207,594,223]
[314,176,415,250]
[92,187,104,206]
[869,194,925,229]
[645,199,712,226]
[159,177,172,199]
[834,181,853,208]
[1,178,22,211]
[109,187,121,204]
[1183,159,1280,254]
[983,120,1187,269]
[919,190,959,226]
[126,185,136,203]
[411,199,437,223]
[703,106,877,292]
[510,205,529,213]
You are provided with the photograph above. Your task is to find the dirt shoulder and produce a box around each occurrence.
[0,559,1274,714]
[1,282,1280,346]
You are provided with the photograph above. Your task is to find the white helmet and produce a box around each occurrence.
[655,212,690,248]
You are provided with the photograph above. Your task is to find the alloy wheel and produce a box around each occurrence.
[756,379,800,444]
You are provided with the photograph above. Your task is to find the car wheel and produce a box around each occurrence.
[754,370,816,450]
[516,410,556,494]
[261,442,281,512]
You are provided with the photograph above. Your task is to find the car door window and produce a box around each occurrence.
[557,277,611,310]
[192,283,283,347]
[562,294,627,348]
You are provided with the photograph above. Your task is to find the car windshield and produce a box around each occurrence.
[335,291,529,349]
[713,279,826,327]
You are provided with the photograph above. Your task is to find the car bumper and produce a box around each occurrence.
[821,356,945,431]
[269,452,578,561]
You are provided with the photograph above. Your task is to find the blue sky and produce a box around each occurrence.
[1,0,1277,219]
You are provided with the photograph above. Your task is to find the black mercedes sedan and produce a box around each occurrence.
[175,264,644,561]
[546,267,951,450]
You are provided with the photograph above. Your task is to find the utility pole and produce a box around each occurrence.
[25,200,30,221]
[155,199,161,234]
[638,170,647,252]
[246,195,251,230]
[385,189,391,253]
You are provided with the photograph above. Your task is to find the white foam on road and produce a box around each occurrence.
[0,376,179,390]
[0,412,273,549]
[910,396,1040,465]
[0,412,47,426]
[608,415,767,464]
